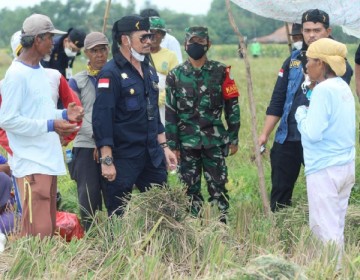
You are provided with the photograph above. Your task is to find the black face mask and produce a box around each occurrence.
[186,43,208,60]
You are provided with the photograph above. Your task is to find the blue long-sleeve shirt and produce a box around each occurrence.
[296,77,355,176]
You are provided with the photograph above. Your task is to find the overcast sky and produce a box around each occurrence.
[0,0,212,15]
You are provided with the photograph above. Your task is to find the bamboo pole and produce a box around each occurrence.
[285,22,292,54]
[225,0,270,217]
[102,0,112,34]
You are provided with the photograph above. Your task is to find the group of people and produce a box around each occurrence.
[259,8,355,261]
[0,8,357,267]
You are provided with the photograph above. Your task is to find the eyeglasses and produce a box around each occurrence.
[88,47,108,55]
[138,33,155,43]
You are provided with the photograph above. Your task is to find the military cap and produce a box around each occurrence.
[149,17,167,33]
[302,9,329,28]
[114,15,150,33]
[185,26,208,41]
[68,28,86,48]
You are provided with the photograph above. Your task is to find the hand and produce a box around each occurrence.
[101,163,116,181]
[173,149,180,161]
[59,135,69,146]
[258,133,268,146]
[67,102,84,122]
[229,144,238,156]
[164,147,178,171]
[158,90,166,107]
[54,119,80,136]
[93,147,99,163]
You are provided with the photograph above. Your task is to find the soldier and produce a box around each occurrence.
[165,26,240,223]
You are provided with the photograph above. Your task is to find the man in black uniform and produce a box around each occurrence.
[258,9,353,212]
[42,28,86,80]
[92,15,177,216]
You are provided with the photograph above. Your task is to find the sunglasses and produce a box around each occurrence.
[138,33,155,43]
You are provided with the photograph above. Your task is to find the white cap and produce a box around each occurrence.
[10,31,22,57]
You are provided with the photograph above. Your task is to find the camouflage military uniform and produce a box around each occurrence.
[165,59,240,216]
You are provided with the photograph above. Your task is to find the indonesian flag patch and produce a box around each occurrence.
[222,66,240,100]
[98,78,110,88]
[278,68,284,78]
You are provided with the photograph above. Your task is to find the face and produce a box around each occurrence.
[85,45,109,70]
[64,37,81,53]
[291,34,303,43]
[150,30,165,49]
[306,57,324,82]
[128,31,154,54]
[36,33,54,57]
[302,22,331,46]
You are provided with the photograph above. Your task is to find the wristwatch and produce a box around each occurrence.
[100,156,113,166]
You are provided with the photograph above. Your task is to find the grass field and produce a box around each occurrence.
[0,44,359,279]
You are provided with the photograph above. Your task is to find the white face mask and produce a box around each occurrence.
[64,47,77,58]
[293,41,303,51]
[127,36,145,62]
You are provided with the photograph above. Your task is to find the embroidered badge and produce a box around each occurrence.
[121,73,128,79]
[98,78,110,88]
[278,68,284,77]
[130,88,135,95]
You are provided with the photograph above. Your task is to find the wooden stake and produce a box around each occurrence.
[225,0,270,217]
[285,22,292,54]
[102,0,112,34]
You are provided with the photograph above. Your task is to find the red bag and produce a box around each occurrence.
[55,211,84,242]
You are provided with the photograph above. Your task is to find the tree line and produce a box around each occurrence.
[0,0,357,49]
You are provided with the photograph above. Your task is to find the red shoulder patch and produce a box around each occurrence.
[222,66,239,100]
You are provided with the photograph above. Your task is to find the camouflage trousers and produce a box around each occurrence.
[179,146,229,216]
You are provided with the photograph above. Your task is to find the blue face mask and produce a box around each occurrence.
[186,43,208,60]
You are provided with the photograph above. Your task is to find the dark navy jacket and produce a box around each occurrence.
[92,51,164,167]
[267,49,353,144]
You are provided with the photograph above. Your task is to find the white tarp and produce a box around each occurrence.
[230,0,360,38]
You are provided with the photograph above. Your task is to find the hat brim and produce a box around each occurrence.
[49,29,67,35]
[85,42,109,50]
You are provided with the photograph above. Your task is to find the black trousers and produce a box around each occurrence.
[270,141,304,212]
[69,147,107,231]
[105,152,167,217]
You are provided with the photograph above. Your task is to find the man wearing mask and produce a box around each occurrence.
[258,9,353,212]
[92,15,177,217]
[289,23,303,51]
[42,28,86,80]
[165,26,240,223]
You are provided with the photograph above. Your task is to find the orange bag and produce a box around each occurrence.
[55,211,84,242]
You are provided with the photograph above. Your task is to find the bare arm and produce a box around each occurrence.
[258,115,281,146]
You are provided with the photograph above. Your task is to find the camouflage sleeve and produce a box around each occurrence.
[165,70,180,149]
[224,97,240,145]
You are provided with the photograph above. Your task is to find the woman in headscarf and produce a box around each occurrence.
[295,38,355,254]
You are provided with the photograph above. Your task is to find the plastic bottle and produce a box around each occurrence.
[65,149,72,163]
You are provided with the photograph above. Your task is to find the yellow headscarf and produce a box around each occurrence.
[306,38,347,77]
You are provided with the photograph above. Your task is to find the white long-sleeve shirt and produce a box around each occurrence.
[0,60,66,177]
[295,77,355,176]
